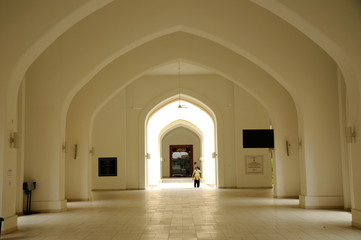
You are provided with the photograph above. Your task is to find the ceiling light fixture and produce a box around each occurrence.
[177,61,187,109]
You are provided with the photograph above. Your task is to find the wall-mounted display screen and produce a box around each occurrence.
[242,129,274,148]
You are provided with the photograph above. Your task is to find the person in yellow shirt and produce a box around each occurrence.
[192,167,202,188]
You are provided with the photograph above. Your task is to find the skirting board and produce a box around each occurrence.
[352,208,361,229]
[274,195,299,199]
[92,188,145,191]
[299,195,344,209]
[1,214,17,234]
[67,198,89,202]
[219,187,272,189]
[30,199,67,212]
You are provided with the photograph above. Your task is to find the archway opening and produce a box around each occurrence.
[146,98,216,188]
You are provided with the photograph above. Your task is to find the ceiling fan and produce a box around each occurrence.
[177,61,188,109]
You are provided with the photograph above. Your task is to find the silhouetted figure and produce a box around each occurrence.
[192,167,202,188]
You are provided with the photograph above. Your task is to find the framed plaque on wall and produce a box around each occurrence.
[245,155,264,174]
[98,157,117,177]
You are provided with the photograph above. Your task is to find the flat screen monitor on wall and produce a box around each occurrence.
[242,129,274,148]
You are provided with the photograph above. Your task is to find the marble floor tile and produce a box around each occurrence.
[2,185,361,240]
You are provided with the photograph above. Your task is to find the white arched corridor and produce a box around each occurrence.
[2,0,361,235]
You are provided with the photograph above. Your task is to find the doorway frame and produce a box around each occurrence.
[169,145,194,177]
[143,93,220,189]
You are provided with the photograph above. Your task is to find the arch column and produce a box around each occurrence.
[298,66,344,208]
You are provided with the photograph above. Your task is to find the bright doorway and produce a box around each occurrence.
[146,98,217,188]
[170,145,193,177]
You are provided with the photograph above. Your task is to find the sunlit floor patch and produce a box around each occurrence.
[149,182,216,189]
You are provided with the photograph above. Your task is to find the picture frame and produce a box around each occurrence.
[98,157,117,177]
[245,155,264,174]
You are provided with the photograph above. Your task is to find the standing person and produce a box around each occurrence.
[192,167,202,188]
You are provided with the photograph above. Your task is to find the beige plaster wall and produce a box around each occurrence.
[235,86,273,189]
[91,92,126,191]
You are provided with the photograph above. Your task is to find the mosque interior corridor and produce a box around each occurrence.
[2,1,361,237]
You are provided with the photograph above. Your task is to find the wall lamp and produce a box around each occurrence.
[73,144,78,159]
[10,132,18,148]
[346,127,356,143]
[89,147,95,156]
[286,140,291,156]
[62,142,67,152]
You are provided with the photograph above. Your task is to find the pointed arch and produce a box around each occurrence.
[146,97,216,188]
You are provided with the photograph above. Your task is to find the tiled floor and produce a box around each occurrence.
[3,184,361,240]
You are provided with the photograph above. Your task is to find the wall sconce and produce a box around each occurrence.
[89,147,95,156]
[62,142,67,152]
[73,144,78,159]
[212,152,217,158]
[286,140,291,156]
[10,132,18,148]
[346,127,356,143]
[146,153,151,159]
